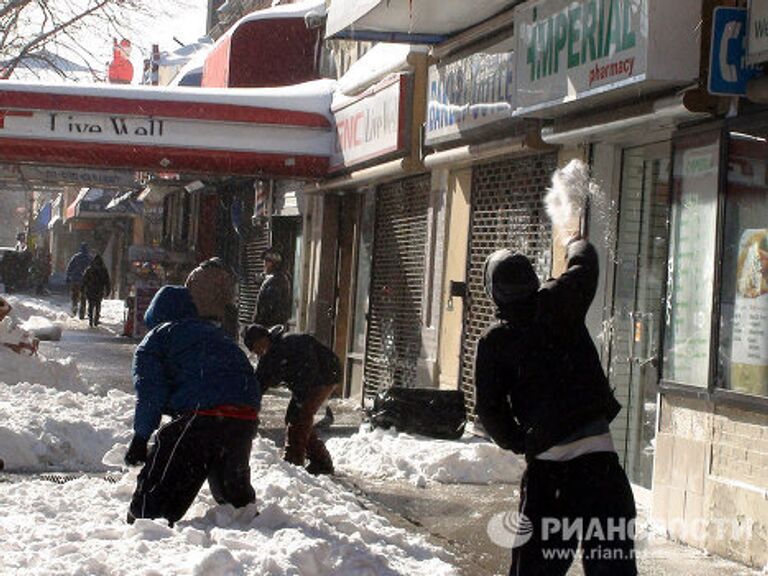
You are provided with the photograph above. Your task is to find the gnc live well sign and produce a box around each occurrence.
[331,75,408,171]
[514,0,701,116]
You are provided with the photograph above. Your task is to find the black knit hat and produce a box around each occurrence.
[483,249,540,306]
[243,324,270,350]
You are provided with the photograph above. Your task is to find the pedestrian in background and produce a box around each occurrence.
[81,254,111,327]
[252,247,291,329]
[244,323,339,475]
[65,243,91,318]
[125,263,261,526]
[475,235,636,576]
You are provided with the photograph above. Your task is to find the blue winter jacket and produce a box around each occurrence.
[65,247,91,283]
[131,285,261,440]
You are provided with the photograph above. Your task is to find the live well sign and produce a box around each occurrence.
[331,75,409,171]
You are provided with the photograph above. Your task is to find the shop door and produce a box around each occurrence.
[363,175,430,398]
[460,153,557,419]
[608,142,670,488]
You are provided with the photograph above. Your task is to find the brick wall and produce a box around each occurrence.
[652,394,768,567]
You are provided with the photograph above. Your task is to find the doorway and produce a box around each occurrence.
[608,142,671,488]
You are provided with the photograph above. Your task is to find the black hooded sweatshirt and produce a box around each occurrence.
[474,239,621,460]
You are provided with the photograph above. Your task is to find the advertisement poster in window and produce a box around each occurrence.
[730,228,768,395]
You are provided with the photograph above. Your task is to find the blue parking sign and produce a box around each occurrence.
[709,7,761,96]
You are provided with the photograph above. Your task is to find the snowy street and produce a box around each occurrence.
[0,293,763,575]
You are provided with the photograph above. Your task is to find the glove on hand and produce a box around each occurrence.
[124,435,148,466]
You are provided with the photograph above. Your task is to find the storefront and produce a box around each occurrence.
[510,0,706,490]
[648,116,768,567]
[423,35,559,422]
[304,44,429,399]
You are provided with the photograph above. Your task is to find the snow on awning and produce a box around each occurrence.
[325,0,521,43]
[0,79,336,178]
[202,0,326,89]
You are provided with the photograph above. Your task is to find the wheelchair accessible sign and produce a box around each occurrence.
[709,7,761,96]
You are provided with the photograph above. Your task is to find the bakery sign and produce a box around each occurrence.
[426,46,516,147]
[331,74,409,171]
[514,0,701,116]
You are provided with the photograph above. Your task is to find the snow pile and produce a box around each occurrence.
[327,425,524,486]
[0,436,456,576]
[4,294,70,324]
[0,347,86,394]
[93,298,127,334]
[0,383,133,471]
[20,315,63,340]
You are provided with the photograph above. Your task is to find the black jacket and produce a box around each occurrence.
[256,333,341,399]
[253,272,292,327]
[474,239,621,459]
[81,259,111,300]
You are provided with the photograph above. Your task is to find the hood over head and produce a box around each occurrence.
[79,243,89,254]
[184,258,236,321]
[484,249,540,308]
[143,285,199,329]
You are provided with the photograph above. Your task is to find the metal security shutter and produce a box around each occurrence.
[363,175,430,397]
[460,153,557,419]
[239,233,270,324]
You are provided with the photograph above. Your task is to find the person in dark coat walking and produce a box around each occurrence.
[65,243,91,318]
[125,275,261,526]
[244,324,340,475]
[81,254,111,327]
[252,248,291,328]
[475,236,636,576]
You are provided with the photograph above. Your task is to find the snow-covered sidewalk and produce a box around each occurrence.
[0,293,461,575]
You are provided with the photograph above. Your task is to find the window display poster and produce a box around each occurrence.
[730,228,768,395]
[665,142,719,385]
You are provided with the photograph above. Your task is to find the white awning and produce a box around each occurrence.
[325,0,521,42]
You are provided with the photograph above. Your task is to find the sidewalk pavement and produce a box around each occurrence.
[258,391,762,576]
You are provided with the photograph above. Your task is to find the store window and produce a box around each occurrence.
[663,131,721,387]
[718,127,768,397]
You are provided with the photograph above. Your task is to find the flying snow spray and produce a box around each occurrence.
[544,159,599,242]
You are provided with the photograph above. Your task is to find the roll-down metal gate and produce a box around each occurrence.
[239,233,270,324]
[460,153,557,419]
[363,175,431,397]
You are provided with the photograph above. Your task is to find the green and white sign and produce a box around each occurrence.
[514,0,701,115]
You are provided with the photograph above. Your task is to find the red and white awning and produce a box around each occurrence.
[0,80,335,178]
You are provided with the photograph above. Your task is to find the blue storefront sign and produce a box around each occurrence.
[426,45,516,147]
[709,7,761,96]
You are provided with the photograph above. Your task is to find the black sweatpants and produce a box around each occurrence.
[129,413,259,525]
[87,297,102,327]
[510,452,637,576]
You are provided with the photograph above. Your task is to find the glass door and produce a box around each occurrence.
[608,142,671,488]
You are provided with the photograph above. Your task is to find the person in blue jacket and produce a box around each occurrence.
[65,243,91,318]
[124,265,261,526]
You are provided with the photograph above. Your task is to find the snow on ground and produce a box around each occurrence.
[0,436,456,576]
[0,383,133,471]
[0,347,87,394]
[327,425,524,486]
[5,294,127,335]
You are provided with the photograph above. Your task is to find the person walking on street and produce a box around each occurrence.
[81,254,111,327]
[252,248,291,328]
[124,262,261,526]
[244,324,340,475]
[475,235,636,576]
[65,243,91,318]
